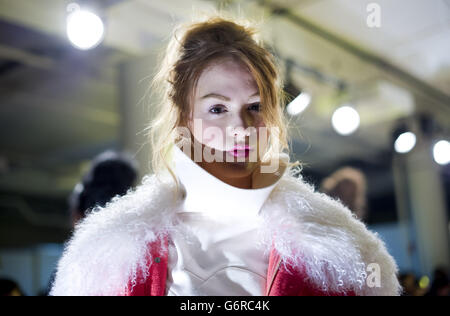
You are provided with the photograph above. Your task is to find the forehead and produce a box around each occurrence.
[195,59,258,97]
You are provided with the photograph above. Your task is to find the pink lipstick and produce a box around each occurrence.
[228,145,252,158]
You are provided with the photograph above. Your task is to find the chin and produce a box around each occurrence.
[224,159,258,174]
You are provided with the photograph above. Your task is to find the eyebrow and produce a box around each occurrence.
[200,92,259,101]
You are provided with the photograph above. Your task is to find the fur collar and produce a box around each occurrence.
[50,171,401,296]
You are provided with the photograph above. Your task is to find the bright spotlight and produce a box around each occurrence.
[286,92,311,116]
[66,7,105,50]
[331,105,360,135]
[394,132,416,154]
[433,140,450,165]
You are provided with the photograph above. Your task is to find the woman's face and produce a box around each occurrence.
[186,58,267,185]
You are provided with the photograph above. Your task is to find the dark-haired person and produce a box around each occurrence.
[42,150,138,295]
[0,278,25,296]
[68,150,139,226]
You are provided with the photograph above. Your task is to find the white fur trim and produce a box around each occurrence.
[50,172,401,296]
[50,174,182,296]
[257,173,401,295]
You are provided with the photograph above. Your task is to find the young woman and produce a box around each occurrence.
[50,15,401,296]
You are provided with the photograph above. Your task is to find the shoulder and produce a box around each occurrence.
[50,174,180,296]
[262,174,402,296]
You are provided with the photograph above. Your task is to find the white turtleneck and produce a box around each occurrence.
[165,145,288,296]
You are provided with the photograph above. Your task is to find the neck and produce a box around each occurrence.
[197,160,253,189]
[223,175,253,189]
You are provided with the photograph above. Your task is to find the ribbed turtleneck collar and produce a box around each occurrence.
[171,144,289,220]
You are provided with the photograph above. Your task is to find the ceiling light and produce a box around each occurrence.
[286,92,311,116]
[433,140,450,165]
[66,5,105,50]
[394,132,416,154]
[331,104,360,135]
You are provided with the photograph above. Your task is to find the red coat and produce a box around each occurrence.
[50,173,400,296]
[126,234,355,296]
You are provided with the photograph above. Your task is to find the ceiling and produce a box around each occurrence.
[0,0,449,205]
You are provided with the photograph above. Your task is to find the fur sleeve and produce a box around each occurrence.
[50,174,179,296]
[259,174,403,296]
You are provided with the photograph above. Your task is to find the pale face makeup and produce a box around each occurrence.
[185,58,268,189]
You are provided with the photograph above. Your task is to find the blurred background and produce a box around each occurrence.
[0,0,449,296]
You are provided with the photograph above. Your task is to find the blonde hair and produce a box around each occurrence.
[146,12,302,195]
[320,167,368,221]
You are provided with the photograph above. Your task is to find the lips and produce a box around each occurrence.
[232,145,251,151]
[227,145,253,158]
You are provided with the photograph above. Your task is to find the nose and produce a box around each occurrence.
[228,116,252,141]
[233,127,250,138]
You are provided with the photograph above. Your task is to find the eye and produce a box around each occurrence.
[248,102,261,112]
[209,105,227,115]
